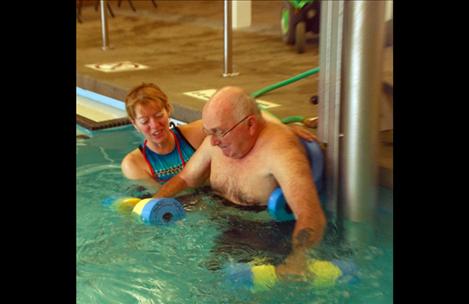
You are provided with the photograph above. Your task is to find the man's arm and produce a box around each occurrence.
[154,137,212,198]
[268,136,326,278]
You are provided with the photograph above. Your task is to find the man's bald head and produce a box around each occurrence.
[203,86,261,122]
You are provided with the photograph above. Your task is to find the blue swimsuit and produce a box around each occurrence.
[139,126,195,184]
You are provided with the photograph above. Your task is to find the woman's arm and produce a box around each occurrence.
[261,111,317,142]
[121,149,161,191]
[178,119,206,149]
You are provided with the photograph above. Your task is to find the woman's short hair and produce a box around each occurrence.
[125,83,171,120]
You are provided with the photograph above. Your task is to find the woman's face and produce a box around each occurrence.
[132,102,171,145]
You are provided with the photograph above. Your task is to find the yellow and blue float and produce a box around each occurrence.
[225,258,358,292]
[132,197,185,225]
[102,195,185,225]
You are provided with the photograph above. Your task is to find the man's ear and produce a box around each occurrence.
[247,116,257,135]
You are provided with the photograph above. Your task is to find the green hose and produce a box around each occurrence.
[251,67,320,99]
[281,115,305,124]
[251,67,319,124]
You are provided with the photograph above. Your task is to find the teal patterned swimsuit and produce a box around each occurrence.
[139,126,195,184]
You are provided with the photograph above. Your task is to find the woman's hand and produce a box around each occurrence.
[287,124,318,142]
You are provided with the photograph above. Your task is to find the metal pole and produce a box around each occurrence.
[100,0,110,50]
[318,0,344,216]
[341,1,385,222]
[223,0,238,77]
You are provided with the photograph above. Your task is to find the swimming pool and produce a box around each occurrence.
[77,124,393,304]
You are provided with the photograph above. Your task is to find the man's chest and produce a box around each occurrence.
[209,155,277,205]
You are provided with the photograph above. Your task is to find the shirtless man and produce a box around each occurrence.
[154,86,326,279]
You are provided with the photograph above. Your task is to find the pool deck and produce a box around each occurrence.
[76,0,393,189]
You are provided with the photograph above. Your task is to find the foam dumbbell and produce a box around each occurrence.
[132,197,185,225]
[225,259,358,292]
[102,195,142,214]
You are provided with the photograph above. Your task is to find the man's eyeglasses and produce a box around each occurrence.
[203,115,251,139]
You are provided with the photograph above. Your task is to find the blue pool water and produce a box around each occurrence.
[77,124,393,304]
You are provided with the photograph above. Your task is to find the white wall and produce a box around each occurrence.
[385,1,393,21]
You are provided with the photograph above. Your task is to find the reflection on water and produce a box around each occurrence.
[77,164,122,177]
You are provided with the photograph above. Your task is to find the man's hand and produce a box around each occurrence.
[275,249,309,281]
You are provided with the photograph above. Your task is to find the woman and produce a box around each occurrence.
[121,83,314,191]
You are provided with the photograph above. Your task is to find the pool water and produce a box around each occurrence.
[77,124,393,304]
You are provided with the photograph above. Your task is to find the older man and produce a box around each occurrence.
[154,86,326,279]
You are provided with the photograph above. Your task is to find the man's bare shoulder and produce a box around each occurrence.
[261,122,302,150]
[259,123,311,181]
[257,122,308,167]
